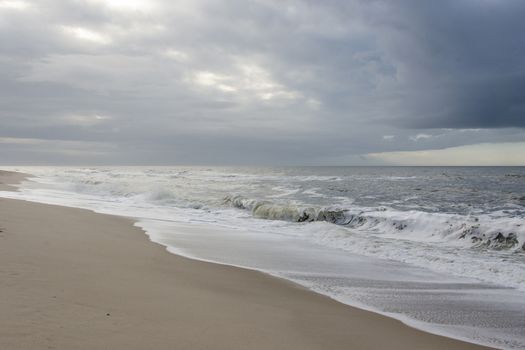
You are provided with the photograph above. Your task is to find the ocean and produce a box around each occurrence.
[1,166,524,349]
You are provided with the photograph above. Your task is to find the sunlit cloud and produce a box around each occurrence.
[0,0,30,10]
[366,142,525,166]
[163,49,189,62]
[62,26,111,45]
[193,71,237,93]
[89,0,156,12]
[238,64,301,100]
[191,63,301,102]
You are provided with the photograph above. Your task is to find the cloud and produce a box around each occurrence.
[62,114,111,126]
[0,137,116,164]
[409,133,433,141]
[0,0,524,164]
[163,48,189,62]
[0,0,30,10]
[61,26,112,45]
[89,0,156,13]
[366,142,525,166]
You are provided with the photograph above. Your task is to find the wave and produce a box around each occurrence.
[223,195,351,224]
[223,195,525,252]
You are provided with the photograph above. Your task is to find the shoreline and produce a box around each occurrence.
[0,171,492,349]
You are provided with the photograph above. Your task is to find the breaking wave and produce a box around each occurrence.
[223,195,525,252]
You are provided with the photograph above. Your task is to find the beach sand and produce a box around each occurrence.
[0,171,491,349]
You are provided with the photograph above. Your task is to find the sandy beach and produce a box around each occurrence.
[0,171,491,350]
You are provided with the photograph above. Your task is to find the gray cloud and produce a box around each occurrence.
[0,0,524,164]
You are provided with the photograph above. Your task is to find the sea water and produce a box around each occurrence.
[1,166,524,349]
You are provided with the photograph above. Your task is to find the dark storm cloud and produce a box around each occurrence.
[0,0,524,164]
[410,74,525,129]
[375,0,525,129]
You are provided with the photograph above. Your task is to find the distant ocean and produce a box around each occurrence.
[1,166,524,349]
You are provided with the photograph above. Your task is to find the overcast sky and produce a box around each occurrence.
[1,0,524,165]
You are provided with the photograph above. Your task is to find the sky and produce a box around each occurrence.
[1,0,524,165]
